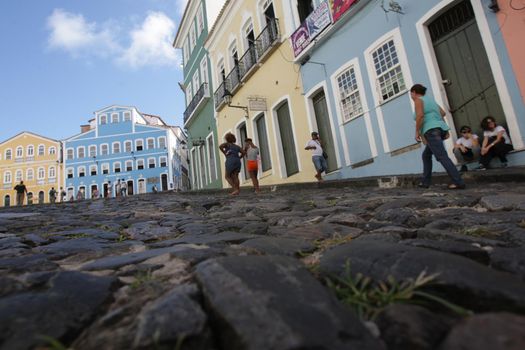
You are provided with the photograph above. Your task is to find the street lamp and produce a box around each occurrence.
[223,89,249,118]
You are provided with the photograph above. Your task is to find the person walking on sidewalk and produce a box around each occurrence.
[412,84,465,190]
[49,187,57,204]
[305,131,327,182]
[244,138,260,193]
[14,181,27,206]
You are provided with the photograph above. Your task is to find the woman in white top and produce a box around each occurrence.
[478,116,513,169]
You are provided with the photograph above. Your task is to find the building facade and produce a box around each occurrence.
[174,0,226,190]
[206,0,319,188]
[292,0,524,180]
[63,105,185,200]
[0,132,61,207]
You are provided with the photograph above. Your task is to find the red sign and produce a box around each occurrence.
[331,0,359,23]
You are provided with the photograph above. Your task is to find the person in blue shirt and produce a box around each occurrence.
[412,84,465,189]
[219,132,245,195]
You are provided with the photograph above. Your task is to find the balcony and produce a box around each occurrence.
[183,82,210,126]
[214,18,280,111]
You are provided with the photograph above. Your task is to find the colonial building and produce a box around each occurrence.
[0,132,61,206]
[205,0,319,187]
[62,105,187,200]
[293,0,524,179]
[174,0,226,190]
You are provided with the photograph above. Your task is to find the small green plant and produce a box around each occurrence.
[67,233,90,239]
[38,335,70,350]
[460,227,500,238]
[302,200,316,208]
[115,234,128,243]
[326,261,472,320]
[130,269,155,289]
[314,233,353,250]
[327,199,338,207]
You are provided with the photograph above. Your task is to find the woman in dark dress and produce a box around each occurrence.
[219,132,245,195]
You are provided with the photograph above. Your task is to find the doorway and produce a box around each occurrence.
[4,195,10,207]
[103,183,109,198]
[238,123,248,179]
[91,185,98,199]
[138,179,146,194]
[27,192,33,205]
[161,174,168,191]
[312,90,337,172]
[276,101,299,177]
[127,180,134,195]
[429,0,505,136]
[38,191,45,204]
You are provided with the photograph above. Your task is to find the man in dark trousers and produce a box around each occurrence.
[14,181,27,206]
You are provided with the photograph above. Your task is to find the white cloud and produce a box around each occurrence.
[46,9,179,69]
[47,9,119,56]
[118,12,179,69]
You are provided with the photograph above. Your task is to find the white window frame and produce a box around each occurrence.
[146,138,155,150]
[158,137,166,149]
[148,157,156,169]
[112,141,121,154]
[100,114,108,124]
[67,167,74,179]
[78,166,86,177]
[206,133,217,182]
[89,145,97,158]
[333,62,365,123]
[113,162,122,173]
[100,143,109,155]
[124,140,133,153]
[90,164,97,176]
[197,4,204,34]
[136,139,144,151]
[38,144,45,156]
[66,148,74,160]
[159,156,167,167]
[15,169,23,182]
[5,149,12,160]
[183,38,189,66]
[49,147,56,155]
[49,166,56,178]
[123,111,131,121]
[189,21,196,50]
[4,171,12,184]
[111,113,119,123]
[125,160,133,171]
[200,57,208,85]
[26,168,34,181]
[101,163,110,175]
[16,146,23,158]
[37,167,45,180]
[193,71,200,96]
[137,159,145,170]
[77,146,86,159]
[27,145,34,157]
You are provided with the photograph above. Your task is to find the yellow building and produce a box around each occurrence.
[0,132,62,207]
[205,0,319,187]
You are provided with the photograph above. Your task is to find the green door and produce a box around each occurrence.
[429,0,505,136]
[312,91,337,172]
[276,102,299,176]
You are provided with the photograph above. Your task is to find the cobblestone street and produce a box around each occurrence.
[1,179,525,349]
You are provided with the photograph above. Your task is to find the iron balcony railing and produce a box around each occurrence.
[214,18,280,110]
[183,82,210,125]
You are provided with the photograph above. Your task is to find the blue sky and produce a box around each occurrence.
[0,0,188,142]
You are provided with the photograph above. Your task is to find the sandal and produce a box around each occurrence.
[448,183,466,190]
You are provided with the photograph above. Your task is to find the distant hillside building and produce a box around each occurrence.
[0,132,62,207]
[63,105,187,200]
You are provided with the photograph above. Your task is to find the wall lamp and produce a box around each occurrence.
[223,89,249,118]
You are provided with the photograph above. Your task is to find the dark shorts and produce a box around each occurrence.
[225,159,241,176]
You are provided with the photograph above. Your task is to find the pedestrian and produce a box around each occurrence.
[477,116,513,170]
[453,125,480,172]
[244,138,260,193]
[115,180,121,198]
[152,184,158,194]
[49,187,57,204]
[120,179,127,197]
[412,83,465,189]
[219,132,244,195]
[14,181,27,206]
[76,190,83,201]
[92,188,100,199]
[305,131,327,182]
[60,187,67,203]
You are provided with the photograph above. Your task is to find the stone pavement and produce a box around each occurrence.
[1,175,525,350]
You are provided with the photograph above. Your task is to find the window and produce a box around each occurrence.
[337,66,364,122]
[78,146,85,158]
[197,4,204,34]
[207,135,217,181]
[158,137,166,149]
[126,160,133,171]
[200,57,208,84]
[15,170,22,182]
[4,171,12,184]
[113,142,121,154]
[191,148,198,188]
[136,139,143,151]
[190,22,196,50]
[256,115,272,172]
[90,165,97,176]
[111,113,119,123]
[49,166,56,178]
[123,112,131,121]
[78,166,85,177]
[67,168,74,179]
[147,138,155,150]
[137,159,144,170]
[193,71,200,96]
[218,59,225,83]
[5,149,11,160]
[38,145,45,156]
[16,146,23,158]
[124,141,132,153]
[160,156,167,167]
[102,163,109,175]
[89,145,97,158]
[229,42,238,70]
[371,39,406,102]
[66,148,74,160]
[37,167,45,180]
[114,162,121,173]
[100,114,107,124]
[183,38,189,66]
[186,85,193,104]
[148,158,155,169]
[49,147,56,155]
[101,144,109,155]
[27,145,34,157]
[26,168,34,181]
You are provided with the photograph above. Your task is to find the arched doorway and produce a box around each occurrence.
[4,195,10,207]
[127,180,134,195]
[138,179,146,194]
[91,184,98,199]
[161,174,168,191]
[38,191,45,204]
[27,192,33,205]
[428,0,505,136]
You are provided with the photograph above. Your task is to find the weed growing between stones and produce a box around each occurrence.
[115,234,128,243]
[460,227,501,239]
[314,233,353,250]
[38,335,69,350]
[130,270,156,290]
[326,261,472,321]
[67,233,90,239]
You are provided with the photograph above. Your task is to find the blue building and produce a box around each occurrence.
[291,0,524,179]
[63,105,187,199]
